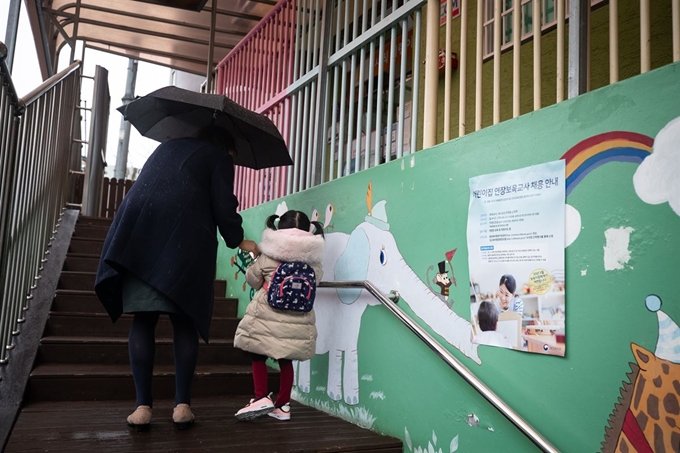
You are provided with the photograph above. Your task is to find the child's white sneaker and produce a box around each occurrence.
[267,403,291,421]
[235,394,275,420]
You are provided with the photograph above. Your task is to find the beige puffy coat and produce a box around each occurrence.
[233,228,324,361]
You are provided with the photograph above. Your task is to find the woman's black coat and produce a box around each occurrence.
[95,138,244,341]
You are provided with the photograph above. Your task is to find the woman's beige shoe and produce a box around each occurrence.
[127,405,152,432]
[173,403,195,430]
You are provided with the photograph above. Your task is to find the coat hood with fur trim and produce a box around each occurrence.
[258,228,325,264]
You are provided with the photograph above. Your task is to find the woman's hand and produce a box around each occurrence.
[238,239,260,258]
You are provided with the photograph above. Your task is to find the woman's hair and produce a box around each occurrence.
[477,301,498,332]
[265,210,324,237]
[499,274,517,294]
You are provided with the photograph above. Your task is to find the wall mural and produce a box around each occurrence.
[293,181,479,406]
[562,118,680,452]
[601,295,680,453]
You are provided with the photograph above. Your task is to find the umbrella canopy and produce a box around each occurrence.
[118,86,293,169]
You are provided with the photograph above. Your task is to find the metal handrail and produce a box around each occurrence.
[318,280,559,453]
[20,60,81,107]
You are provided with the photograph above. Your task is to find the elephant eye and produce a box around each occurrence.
[379,248,387,266]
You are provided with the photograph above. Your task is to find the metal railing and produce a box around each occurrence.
[0,43,82,364]
[218,0,678,209]
[318,280,559,453]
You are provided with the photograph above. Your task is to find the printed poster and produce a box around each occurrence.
[467,160,566,356]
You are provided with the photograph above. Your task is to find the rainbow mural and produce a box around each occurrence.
[561,131,654,196]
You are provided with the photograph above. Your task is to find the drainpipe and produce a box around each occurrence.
[114,59,137,180]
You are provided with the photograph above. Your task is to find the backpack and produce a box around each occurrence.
[266,261,317,312]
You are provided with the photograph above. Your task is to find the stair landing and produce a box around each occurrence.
[6,397,402,452]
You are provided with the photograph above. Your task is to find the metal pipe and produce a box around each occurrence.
[533,0,541,110]
[396,18,407,158]
[459,0,468,134]
[474,0,483,130]
[609,0,618,83]
[444,0,453,141]
[556,0,565,101]
[568,0,588,98]
[674,0,680,62]
[493,0,501,124]
[364,0,378,169]
[512,0,521,117]
[640,0,650,73]
[411,9,421,154]
[4,0,22,72]
[318,280,559,453]
[385,27,397,162]
[21,61,81,105]
[206,0,217,92]
[422,0,439,148]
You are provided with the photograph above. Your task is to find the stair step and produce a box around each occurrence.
[62,254,102,272]
[26,364,276,401]
[38,336,250,365]
[52,290,238,317]
[45,313,240,339]
[68,238,104,255]
[57,273,228,297]
[76,216,113,227]
[73,224,110,239]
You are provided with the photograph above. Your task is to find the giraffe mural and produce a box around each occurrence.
[601,295,680,453]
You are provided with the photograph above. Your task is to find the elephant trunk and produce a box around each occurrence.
[394,259,480,363]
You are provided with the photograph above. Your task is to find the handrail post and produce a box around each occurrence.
[82,65,109,216]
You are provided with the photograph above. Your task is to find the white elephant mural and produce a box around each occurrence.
[295,186,480,405]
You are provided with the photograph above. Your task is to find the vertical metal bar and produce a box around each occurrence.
[533,0,541,110]
[640,0,650,73]
[293,91,305,192]
[512,0,521,117]
[608,0,618,84]
[70,0,82,64]
[345,0,360,174]
[206,0,217,92]
[365,0,378,169]
[313,0,333,186]
[287,93,298,194]
[673,0,680,62]
[374,0,387,167]
[556,0,565,101]
[4,0,22,72]
[396,19,407,157]
[306,0,315,73]
[355,0,368,170]
[423,0,439,147]
[411,9,421,154]
[493,0,501,124]
[444,0,452,141]
[458,0,468,134]
[568,0,588,98]
[385,27,397,163]
[475,0,483,130]
[305,80,316,189]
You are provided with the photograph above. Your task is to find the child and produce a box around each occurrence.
[233,210,325,421]
[473,301,512,348]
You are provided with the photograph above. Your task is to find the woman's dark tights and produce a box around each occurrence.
[129,312,198,407]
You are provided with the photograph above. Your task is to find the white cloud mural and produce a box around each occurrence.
[633,116,680,216]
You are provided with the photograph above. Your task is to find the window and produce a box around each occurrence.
[483,0,605,58]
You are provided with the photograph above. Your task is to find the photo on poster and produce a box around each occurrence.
[467,160,566,356]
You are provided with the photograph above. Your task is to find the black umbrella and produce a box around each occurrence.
[118,86,293,169]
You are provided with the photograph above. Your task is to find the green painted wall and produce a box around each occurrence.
[415,0,675,149]
[218,62,680,452]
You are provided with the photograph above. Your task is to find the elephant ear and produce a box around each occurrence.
[334,228,369,304]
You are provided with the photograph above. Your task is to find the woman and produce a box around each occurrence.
[95,127,259,431]
[496,274,524,317]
